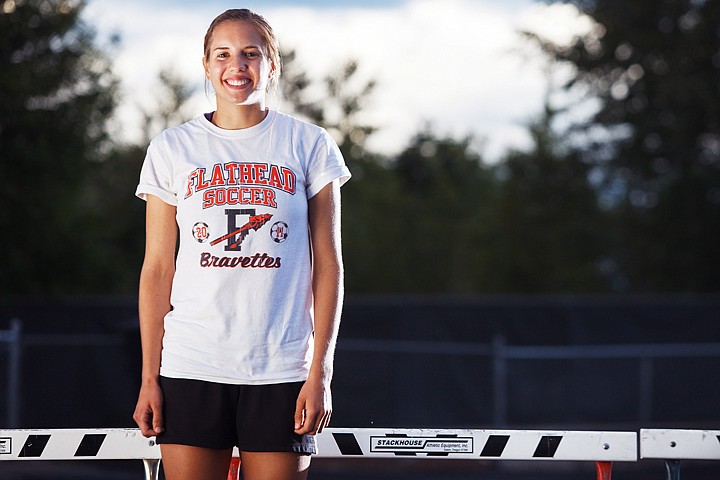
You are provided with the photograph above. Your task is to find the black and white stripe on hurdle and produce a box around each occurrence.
[0,428,637,461]
[0,429,157,460]
[317,429,636,461]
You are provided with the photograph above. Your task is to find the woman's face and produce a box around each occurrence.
[203,20,275,110]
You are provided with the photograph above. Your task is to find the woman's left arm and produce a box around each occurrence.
[294,179,344,435]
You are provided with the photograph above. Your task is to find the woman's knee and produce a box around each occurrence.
[160,444,233,480]
[239,451,311,480]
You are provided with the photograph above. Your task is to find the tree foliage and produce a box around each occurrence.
[386,130,498,292]
[90,66,198,294]
[6,1,718,295]
[139,66,196,145]
[280,49,377,165]
[281,51,497,292]
[529,0,720,291]
[0,0,118,294]
[490,102,610,292]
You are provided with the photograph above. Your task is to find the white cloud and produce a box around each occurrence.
[83,0,590,161]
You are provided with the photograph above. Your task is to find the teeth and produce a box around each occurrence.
[226,78,249,86]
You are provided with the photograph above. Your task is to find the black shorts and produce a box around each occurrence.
[157,376,316,454]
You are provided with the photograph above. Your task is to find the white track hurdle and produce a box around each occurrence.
[0,427,636,480]
[640,429,720,480]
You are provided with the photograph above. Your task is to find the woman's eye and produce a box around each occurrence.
[217,52,229,58]
[244,51,259,58]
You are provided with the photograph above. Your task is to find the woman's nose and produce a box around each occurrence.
[230,58,247,72]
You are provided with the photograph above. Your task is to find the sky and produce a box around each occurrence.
[82,0,593,161]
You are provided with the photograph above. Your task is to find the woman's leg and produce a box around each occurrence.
[160,444,233,480]
[239,451,310,480]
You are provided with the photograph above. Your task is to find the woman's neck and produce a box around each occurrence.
[211,103,268,130]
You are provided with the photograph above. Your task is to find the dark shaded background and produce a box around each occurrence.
[2,295,719,479]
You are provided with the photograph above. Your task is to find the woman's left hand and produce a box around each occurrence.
[294,377,332,435]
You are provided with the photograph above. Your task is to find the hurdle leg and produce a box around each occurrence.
[664,459,680,480]
[142,455,237,479]
[595,461,612,480]
[143,459,161,480]
[227,456,241,480]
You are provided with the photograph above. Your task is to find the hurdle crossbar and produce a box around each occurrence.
[640,429,720,480]
[640,428,720,460]
[0,427,637,480]
[0,427,636,462]
[319,428,636,461]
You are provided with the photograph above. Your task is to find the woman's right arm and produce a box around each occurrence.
[133,194,177,437]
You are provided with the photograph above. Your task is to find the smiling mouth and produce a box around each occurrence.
[225,78,250,87]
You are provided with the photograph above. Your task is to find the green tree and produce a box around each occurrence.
[139,66,196,145]
[490,101,610,292]
[81,142,147,294]
[280,49,397,292]
[388,130,498,292]
[87,67,197,294]
[0,0,119,294]
[280,51,499,292]
[529,0,720,291]
[280,49,377,166]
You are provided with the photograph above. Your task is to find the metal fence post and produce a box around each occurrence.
[638,356,654,422]
[492,334,507,427]
[6,318,22,428]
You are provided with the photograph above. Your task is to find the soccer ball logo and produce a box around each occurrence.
[192,222,210,243]
[270,221,289,243]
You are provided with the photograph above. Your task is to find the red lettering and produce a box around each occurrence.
[282,167,295,193]
[201,187,277,208]
[186,170,198,198]
[226,163,239,185]
[252,164,268,185]
[186,164,296,200]
[263,189,277,208]
[238,164,253,184]
[209,164,225,187]
[215,188,227,204]
[268,165,283,189]
[202,190,215,208]
[196,168,210,190]
[251,188,264,204]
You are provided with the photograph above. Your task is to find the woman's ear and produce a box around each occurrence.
[202,56,210,78]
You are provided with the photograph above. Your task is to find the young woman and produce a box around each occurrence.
[132,9,350,480]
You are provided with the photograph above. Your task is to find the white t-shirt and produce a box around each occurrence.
[136,110,351,385]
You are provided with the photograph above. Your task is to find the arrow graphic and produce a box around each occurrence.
[209,213,273,248]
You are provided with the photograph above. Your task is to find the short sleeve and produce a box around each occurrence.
[135,138,178,205]
[305,129,352,199]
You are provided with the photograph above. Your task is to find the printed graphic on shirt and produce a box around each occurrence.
[210,209,272,251]
[196,209,283,269]
[199,251,281,269]
[270,221,289,244]
[184,162,297,210]
[185,162,297,269]
[193,222,210,243]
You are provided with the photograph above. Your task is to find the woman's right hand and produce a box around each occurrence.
[133,380,164,437]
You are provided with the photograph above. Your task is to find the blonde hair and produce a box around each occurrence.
[203,9,281,92]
